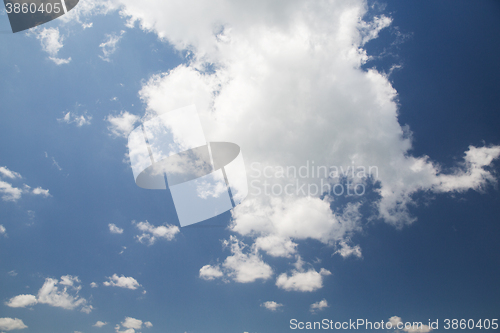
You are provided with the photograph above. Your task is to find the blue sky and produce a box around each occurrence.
[0,1,499,332]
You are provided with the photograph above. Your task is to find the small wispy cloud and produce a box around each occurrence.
[114,317,152,333]
[0,166,21,179]
[0,167,50,202]
[99,31,125,62]
[334,240,363,259]
[109,223,124,234]
[44,152,63,171]
[133,221,179,245]
[310,299,328,313]
[35,27,71,65]
[261,301,283,312]
[58,108,92,127]
[82,22,93,29]
[106,111,140,138]
[0,180,24,202]
[103,274,141,290]
[199,236,273,283]
[32,187,50,197]
[93,320,107,327]
[199,265,223,281]
[276,257,331,292]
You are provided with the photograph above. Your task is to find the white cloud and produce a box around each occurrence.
[8,270,17,276]
[36,28,63,55]
[0,166,21,179]
[27,210,35,220]
[112,0,500,288]
[435,146,500,193]
[360,15,393,45]
[200,236,273,283]
[0,318,27,331]
[106,111,140,138]
[254,235,297,258]
[6,276,90,312]
[109,223,124,234]
[90,282,98,288]
[310,299,328,313]
[0,225,6,236]
[82,22,93,29]
[81,304,94,314]
[45,153,63,171]
[199,265,223,280]
[32,187,51,197]
[122,317,142,329]
[276,269,330,292]
[232,198,362,246]
[93,321,108,327]
[99,31,125,62]
[377,145,500,227]
[50,57,72,65]
[5,294,37,308]
[0,180,23,202]
[37,277,89,311]
[389,316,432,333]
[126,0,500,220]
[134,221,179,245]
[261,301,283,311]
[0,167,51,202]
[36,28,71,65]
[334,240,362,259]
[115,327,135,333]
[103,274,141,290]
[113,317,152,333]
[58,111,92,127]
[223,236,273,283]
[59,275,81,287]
[389,316,401,327]
[276,258,331,292]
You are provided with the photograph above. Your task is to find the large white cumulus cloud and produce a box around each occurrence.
[110,0,500,288]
